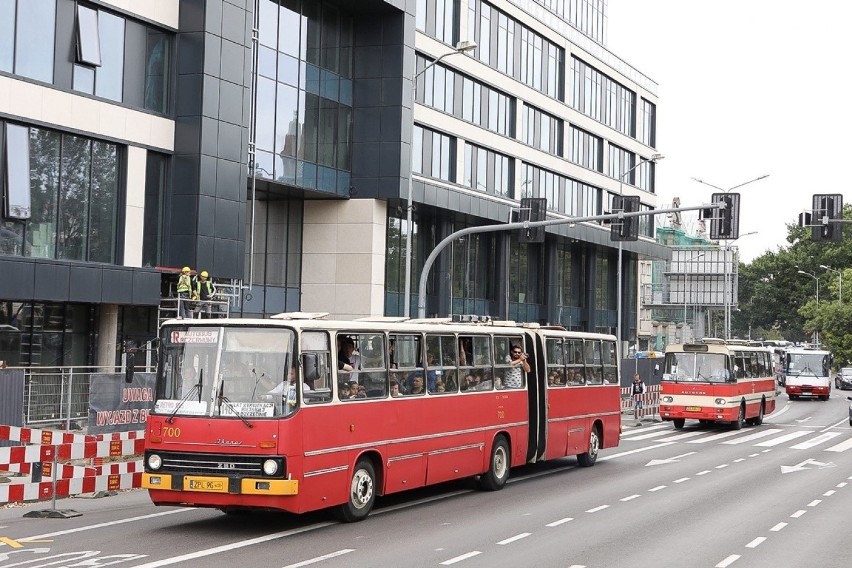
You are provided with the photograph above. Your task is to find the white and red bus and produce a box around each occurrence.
[781,346,832,400]
[141,314,622,521]
[660,338,777,429]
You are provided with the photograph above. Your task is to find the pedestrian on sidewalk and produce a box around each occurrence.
[632,373,646,420]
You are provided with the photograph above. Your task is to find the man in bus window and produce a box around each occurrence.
[503,344,530,388]
[338,336,360,382]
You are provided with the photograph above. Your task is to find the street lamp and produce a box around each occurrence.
[617,153,664,356]
[402,40,477,317]
[819,265,842,304]
[797,269,820,345]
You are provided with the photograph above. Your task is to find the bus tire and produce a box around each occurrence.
[335,458,376,522]
[748,402,764,426]
[732,404,745,430]
[577,425,601,467]
[480,436,510,491]
[673,419,685,429]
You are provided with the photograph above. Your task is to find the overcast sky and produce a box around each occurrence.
[606,1,852,262]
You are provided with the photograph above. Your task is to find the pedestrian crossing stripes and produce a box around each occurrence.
[621,424,852,452]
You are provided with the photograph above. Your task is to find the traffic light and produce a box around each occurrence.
[798,211,812,227]
[710,192,740,240]
[811,194,843,242]
[517,197,546,243]
[610,195,640,241]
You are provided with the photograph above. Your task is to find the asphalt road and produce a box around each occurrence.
[1,391,851,568]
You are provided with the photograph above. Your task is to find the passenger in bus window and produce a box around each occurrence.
[461,373,479,391]
[459,337,473,366]
[407,373,425,395]
[503,344,529,388]
[338,336,361,378]
[547,370,558,386]
[338,382,354,400]
[390,379,402,397]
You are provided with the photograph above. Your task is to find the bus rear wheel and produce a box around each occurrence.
[747,403,764,426]
[673,419,685,429]
[577,425,600,467]
[480,436,510,491]
[335,458,376,522]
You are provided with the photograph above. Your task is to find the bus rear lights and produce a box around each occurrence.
[148,453,163,470]
[262,459,280,476]
[259,441,277,449]
[255,482,271,490]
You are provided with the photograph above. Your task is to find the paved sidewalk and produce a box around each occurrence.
[620,410,662,430]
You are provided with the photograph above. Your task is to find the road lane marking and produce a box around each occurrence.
[770,522,787,531]
[824,490,836,496]
[753,431,810,447]
[598,441,676,461]
[648,485,667,492]
[790,432,841,449]
[585,505,609,513]
[790,510,806,518]
[721,429,783,444]
[673,477,689,483]
[441,551,482,565]
[716,554,740,567]
[282,549,355,567]
[10,508,193,543]
[497,533,530,545]
[620,494,641,501]
[655,431,705,442]
[745,537,766,548]
[823,436,852,452]
[546,517,574,527]
[686,430,743,444]
[695,470,711,476]
[715,464,729,469]
[807,500,821,507]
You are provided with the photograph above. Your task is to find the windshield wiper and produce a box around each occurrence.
[166,368,204,424]
[249,367,266,401]
[216,378,253,428]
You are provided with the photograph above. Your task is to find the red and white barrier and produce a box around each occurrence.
[0,425,146,507]
[621,384,661,417]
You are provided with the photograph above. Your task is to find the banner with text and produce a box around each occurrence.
[88,373,156,435]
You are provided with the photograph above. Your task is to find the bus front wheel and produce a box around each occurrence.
[673,419,685,429]
[335,458,376,522]
[577,425,601,467]
[480,436,510,491]
[732,405,745,430]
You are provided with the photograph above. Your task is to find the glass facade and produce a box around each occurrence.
[523,104,563,156]
[0,121,119,262]
[569,125,602,172]
[463,143,512,197]
[254,0,353,194]
[413,125,456,183]
[571,56,635,137]
[534,0,607,44]
[1,0,57,83]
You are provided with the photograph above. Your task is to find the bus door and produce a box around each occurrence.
[525,331,546,463]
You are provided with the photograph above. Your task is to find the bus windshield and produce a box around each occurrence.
[785,353,830,378]
[663,352,731,383]
[155,326,295,418]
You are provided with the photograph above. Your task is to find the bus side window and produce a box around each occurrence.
[301,331,332,404]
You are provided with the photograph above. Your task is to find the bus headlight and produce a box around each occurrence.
[262,459,279,476]
[662,396,673,403]
[715,398,726,405]
[148,453,162,471]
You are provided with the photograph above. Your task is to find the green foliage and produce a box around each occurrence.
[731,204,852,365]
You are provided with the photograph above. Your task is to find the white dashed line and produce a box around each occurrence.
[825,489,837,496]
[696,470,711,476]
[441,551,482,565]
[745,537,766,548]
[546,517,574,527]
[715,464,729,469]
[716,554,740,567]
[721,429,783,444]
[837,482,847,488]
[620,494,641,502]
[807,500,821,507]
[282,549,355,567]
[648,485,667,492]
[673,477,690,483]
[733,458,745,463]
[770,522,787,532]
[790,510,807,518]
[497,533,531,545]
[586,505,609,513]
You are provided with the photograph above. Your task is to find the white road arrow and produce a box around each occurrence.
[795,417,813,423]
[780,458,837,474]
[645,451,696,466]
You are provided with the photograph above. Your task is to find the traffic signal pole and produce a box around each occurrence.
[415,201,725,320]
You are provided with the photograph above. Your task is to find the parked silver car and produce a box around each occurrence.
[836,368,852,390]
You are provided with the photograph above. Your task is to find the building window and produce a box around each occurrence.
[464,143,512,197]
[450,229,495,308]
[4,123,32,220]
[0,0,56,83]
[572,56,635,137]
[413,125,455,183]
[569,125,602,172]
[76,4,101,66]
[144,29,170,113]
[416,0,457,45]
[143,152,168,268]
[609,144,635,184]
[639,98,657,147]
[523,104,563,156]
[0,122,120,263]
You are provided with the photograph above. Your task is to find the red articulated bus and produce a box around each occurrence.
[141,313,621,521]
[660,338,777,429]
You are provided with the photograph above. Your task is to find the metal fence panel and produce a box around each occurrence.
[0,369,24,446]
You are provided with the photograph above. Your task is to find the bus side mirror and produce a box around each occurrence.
[302,353,319,381]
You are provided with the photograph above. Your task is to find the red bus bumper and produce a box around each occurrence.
[786,385,830,397]
[660,405,738,422]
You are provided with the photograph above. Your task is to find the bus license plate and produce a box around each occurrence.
[184,476,228,493]
[685,406,702,412]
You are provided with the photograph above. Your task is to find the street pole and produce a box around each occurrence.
[402,41,476,317]
[617,154,663,357]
